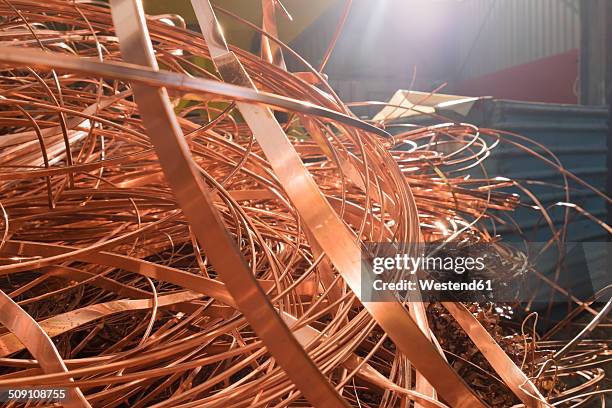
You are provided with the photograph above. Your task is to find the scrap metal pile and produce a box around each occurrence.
[0,0,608,407]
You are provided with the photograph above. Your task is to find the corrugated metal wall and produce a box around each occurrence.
[484,101,608,242]
[288,1,583,102]
[390,99,609,242]
[456,0,580,79]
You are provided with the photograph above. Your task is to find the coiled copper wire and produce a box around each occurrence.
[0,1,608,407]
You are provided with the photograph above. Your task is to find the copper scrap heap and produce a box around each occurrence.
[0,1,608,407]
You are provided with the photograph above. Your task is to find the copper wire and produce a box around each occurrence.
[0,1,608,407]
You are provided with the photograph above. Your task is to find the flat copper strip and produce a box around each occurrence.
[1,240,235,306]
[0,291,203,356]
[0,291,91,407]
[0,47,388,138]
[108,0,348,406]
[190,1,486,406]
[443,302,550,408]
[260,0,286,69]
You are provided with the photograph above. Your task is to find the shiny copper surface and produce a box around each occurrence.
[0,1,608,407]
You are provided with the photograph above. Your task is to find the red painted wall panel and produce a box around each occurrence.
[453,49,579,104]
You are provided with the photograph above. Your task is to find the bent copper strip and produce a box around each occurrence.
[344,356,450,408]
[281,312,449,408]
[108,0,348,406]
[260,0,286,70]
[0,90,129,148]
[190,2,485,406]
[442,302,550,408]
[3,4,588,403]
[0,291,203,356]
[0,149,155,180]
[18,265,151,301]
[0,213,179,274]
[0,291,91,408]
[0,46,389,138]
[1,240,236,306]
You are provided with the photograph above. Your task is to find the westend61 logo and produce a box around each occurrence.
[361,242,609,303]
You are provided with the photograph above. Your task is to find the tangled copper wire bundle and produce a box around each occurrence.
[0,0,608,407]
